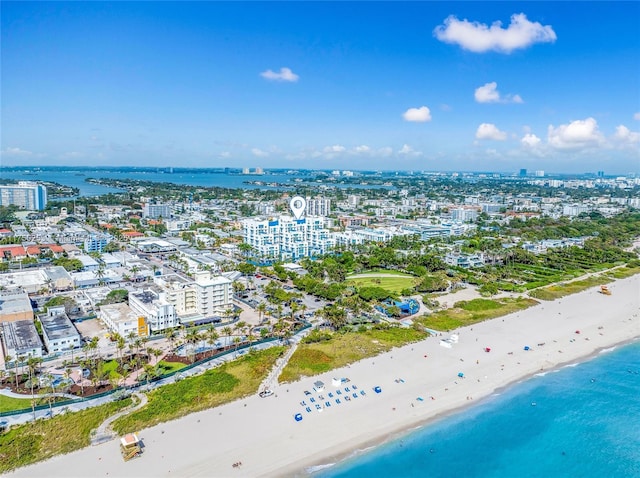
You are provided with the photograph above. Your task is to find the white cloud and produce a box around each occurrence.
[634,112,640,121]
[251,148,269,157]
[353,145,371,153]
[613,125,640,144]
[547,117,604,150]
[397,144,422,156]
[1,147,33,156]
[260,67,299,82]
[475,82,523,103]
[476,123,507,141]
[521,133,542,148]
[219,151,231,158]
[434,13,557,53]
[323,145,346,153]
[402,106,432,122]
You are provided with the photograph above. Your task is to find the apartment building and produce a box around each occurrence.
[0,181,48,210]
[242,215,335,261]
[38,306,81,354]
[128,287,178,333]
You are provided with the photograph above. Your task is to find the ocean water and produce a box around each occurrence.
[317,341,640,478]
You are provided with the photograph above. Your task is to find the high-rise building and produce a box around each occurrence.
[143,203,172,219]
[0,181,47,210]
[519,169,527,177]
[243,215,335,261]
[306,197,331,216]
[535,170,545,177]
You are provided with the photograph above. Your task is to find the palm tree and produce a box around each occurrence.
[232,336,242,357]
[221,326,233,349]
[17,354,26,389]
[165,328,178,353]
[115,334,126,367]
[5,354,17,388]
[256,302,267,324]
[27,356,42,421]
[206,326,219,352]
[184,328,200,363]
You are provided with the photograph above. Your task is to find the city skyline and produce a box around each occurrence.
[1,1,639,173]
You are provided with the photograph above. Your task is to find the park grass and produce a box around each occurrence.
[415,297,538,331]
[346,275,416,295]
[0,393,71,414]
[528,276,612,301]
[157,360,187,374]
[279,327,428,383]
[0,398,131,473]
[112,346,285,434]
[367,269,416,277]
[0,394,34,413]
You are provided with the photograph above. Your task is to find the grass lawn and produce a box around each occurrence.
[279,327,428,383]
[0,393,71,414]
[112,346,285,434]
[528,276,611,301]
[346,275,416,295]
[367,269,416,276]
[415,297,538,331]
[0,398,131,473]
[0,394,33,413]
[156,360,187,374]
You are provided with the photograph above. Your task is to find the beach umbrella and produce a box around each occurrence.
[524,346,530,351]
[458,372,464,378]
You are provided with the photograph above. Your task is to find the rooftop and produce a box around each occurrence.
[39,311,80,341]
[0,289,33,315]
[1,320,42,353]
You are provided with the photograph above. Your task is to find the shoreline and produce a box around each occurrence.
[6,274,640,478]
[284,336,640,477]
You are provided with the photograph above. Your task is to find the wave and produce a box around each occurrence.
[307,463,336,474]
[599,346,617,354]
[562,363,579,368]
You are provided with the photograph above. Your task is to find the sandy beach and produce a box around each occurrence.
[6,275,640,478]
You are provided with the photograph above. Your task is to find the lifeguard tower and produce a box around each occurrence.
[120,433,143,461]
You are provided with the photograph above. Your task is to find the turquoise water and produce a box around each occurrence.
[1,168,391,196]
[317,341,640,478]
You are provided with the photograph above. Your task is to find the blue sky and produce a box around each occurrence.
[2,1,639,173]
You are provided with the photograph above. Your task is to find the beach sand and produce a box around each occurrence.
[6,275,640,478]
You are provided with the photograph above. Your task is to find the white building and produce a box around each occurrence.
[153,272,232,320]
[0,181,47,210]
[306,197,331,216]
[128,288,179,333]
[1,320,43,361]
[242,215,335,261]
[99,302,148,338]
[143,203,172,219]
[38,306,81,354]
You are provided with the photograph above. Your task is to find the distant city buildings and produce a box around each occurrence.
[242,167,264,175]
[0,181,48,210]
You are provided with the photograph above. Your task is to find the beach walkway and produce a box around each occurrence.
[90,392,148,445]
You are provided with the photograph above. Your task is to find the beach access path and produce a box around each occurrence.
[6,274,640,478]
